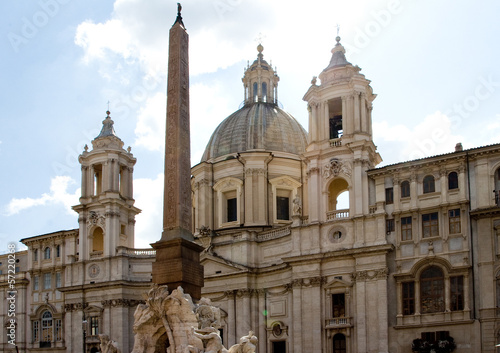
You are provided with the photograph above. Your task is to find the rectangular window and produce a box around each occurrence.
[449,209,461,234]
[55,319,62,341]
[402,282,415,315]
[422,212,439,238]
[385,187,394,204]
[332,293,345,318]
[401,216,412,241]
[421,332,436,343]
[450,276,464,311]
[90,316,99,336]
[386,219,395,233]
[227,198,237,222]
[43,273,51,290]
[33,321,39,342]
[34,275,39,291]
[56,272,61,288]
[276,196,290,220]
[401,181,410,198]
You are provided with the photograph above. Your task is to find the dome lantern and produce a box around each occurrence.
[242,44,280,105]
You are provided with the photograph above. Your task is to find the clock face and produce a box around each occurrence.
[88,264,100,278]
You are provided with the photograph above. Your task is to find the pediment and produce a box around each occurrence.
[324,277,352,289]
[201,253,248,276]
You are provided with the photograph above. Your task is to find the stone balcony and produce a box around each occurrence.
[326,209,350,221]
[325,316,353,329]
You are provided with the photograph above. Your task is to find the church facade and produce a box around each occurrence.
[2,34,500,353]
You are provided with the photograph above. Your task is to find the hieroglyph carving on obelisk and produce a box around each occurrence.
[162,6,192,241]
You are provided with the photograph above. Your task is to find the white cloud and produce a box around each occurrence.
[374,111,464,164]
[190,82,234,163]
[134,92,166,151]
[133,174,163,248]
[4,176,80,216]
[133,81,233,163]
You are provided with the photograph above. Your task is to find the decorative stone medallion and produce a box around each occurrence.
[88,264,100,278]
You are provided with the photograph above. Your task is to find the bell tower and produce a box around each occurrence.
[302,35,381,224]
[73,111,141,260]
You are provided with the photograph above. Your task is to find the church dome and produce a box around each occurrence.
[201,45,308,162]
[201,102,308,161]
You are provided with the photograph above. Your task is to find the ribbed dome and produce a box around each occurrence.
[201,102,308,161]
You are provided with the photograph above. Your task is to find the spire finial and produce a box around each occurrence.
[173,2,185,29]
[335,24,341,44]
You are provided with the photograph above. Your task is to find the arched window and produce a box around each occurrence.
[495,168,500,206]
[332,333,346,353]
[41,311,53,347]
[56,245,61,258]
[448,172,458,190]
[253,82,258,102]
[34,249,38,262]
[44,247,51,260]
[401,180,410,198]
[262,82,267,102]
[32,310,63,347]
[423,175,435,194]
[420,266,444,313]
[328,179,349,211]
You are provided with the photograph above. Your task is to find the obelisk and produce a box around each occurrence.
[151,3,204,300]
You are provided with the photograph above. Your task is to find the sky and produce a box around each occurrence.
[1,0,500,252]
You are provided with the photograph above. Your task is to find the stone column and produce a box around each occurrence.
[323,101,330,141]
[311,103,318,142]
[368,104,373,136]
[291,284,303,353]
[81,166,88,197]
[354,92,360,132]
[346,95,354,135]
[90,165,95,195]
[396,281,403,325]
[341,96,347,135]
[307,104,313,142]
[410,173,417,209]
[307,167,320,223]
[377,274,389,353]
[393,178,400,213]
[360,93,367,133]
[440,169,448,203]
[226,291,236,346]
[258,291,267,353]
[355,279,367,353]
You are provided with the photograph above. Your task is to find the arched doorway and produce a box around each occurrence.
[332,333,346,353]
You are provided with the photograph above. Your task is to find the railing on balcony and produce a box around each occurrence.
[116,246,156,257]
[325,317,352,328]
[330,138,342,147]
[89,251,103,259]
[326,209,350,221]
